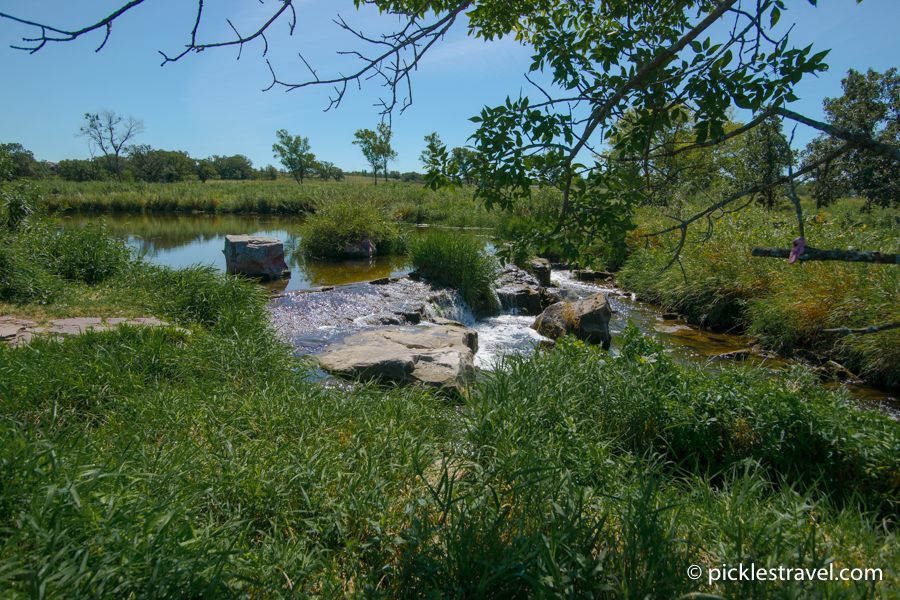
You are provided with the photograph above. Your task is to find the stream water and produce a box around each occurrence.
[62,212,899,413]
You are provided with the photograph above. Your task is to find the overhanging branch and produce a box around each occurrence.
[750,247,900,264]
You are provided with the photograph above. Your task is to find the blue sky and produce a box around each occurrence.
[1,0,898,174]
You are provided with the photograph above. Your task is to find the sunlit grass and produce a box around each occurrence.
[618,197,900,386]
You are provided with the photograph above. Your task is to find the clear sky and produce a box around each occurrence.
[1,0,898,174]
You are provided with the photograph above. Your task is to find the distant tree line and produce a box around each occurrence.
[50,150,281,184]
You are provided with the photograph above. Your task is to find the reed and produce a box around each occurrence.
[409,230,500,310]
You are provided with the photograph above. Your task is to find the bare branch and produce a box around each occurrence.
[750,247,900,264]
[820,323,900,336]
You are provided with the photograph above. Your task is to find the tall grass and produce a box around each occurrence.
[2,214,899,598]
[409,230,500,311]
[298,200,409,258]
[2,314,897,597]
[618,198,900,386]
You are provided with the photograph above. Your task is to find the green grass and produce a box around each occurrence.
[2,212,899,598]
[1,313,898,597]
[34,179,507,227]
[618,198,900,387]
[298,199,409,258]
[409,230,500,312]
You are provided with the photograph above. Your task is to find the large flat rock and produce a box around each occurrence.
[315,324,478,392]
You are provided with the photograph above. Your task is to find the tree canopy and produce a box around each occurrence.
[802,68,900,210]
[272,129,316,185]
[353,123,397,185]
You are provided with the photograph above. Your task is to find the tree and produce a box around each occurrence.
[353,123,396,186]
[0,143,46,179]
[272,129,316,184]
[127,145,196,183]
[317,161,344,181]
[208,155,255,180]
[450,147,481,185]
[420,132,447,169]
[730,110,793,209]
[195,159,217,183]
[802,68,900,209]
[77,109,143,182]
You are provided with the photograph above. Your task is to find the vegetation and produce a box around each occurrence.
[618,197,900,387]
[409,230,499,311]
[1,271,899,598]
[802,68,900,209]
[353,124,397,186]
[33,178,514,227]
[272,129,316,185]
[77,109,144,182]
[298,200,408,258]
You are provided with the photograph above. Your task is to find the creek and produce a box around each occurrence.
[62,211,899,413]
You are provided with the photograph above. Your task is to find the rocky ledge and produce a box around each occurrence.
[314,322,478,394]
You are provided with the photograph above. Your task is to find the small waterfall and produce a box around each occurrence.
[423,290,477,327]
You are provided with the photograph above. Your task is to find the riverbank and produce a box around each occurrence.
[2,218,899,597]
[617,198,900,388]
[35,179,561,229]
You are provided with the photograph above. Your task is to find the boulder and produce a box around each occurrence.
[531,292,612,349]
[223,235,290,280]
[573,269,613,282]
[497,286,543,315]
[315,324,478,392]
[525,258,552,286]
[540,287,579,309]
[341,239,376,258]
[496,263,544,315]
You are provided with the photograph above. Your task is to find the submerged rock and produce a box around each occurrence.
[223,235,290,280]
[315,324,478,392]
[341,239,376,258]
[530,292,612,349]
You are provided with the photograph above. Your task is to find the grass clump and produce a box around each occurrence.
[409,230,500,310]
[298,199,409,258]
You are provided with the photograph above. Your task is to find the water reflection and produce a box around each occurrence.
[58,212,483,293]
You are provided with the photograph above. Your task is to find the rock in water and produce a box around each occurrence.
[223,235,290,280]
[341,239,376,258]
[525,258,552,286]
[315,325,478,393]
[531,292,612,349]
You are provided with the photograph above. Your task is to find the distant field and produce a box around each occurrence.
[34,178,564,229]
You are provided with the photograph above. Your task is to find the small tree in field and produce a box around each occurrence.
[272,129,316,184]
[353,123,396,185]
[77,109,143,182]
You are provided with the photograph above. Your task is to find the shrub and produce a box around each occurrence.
[138,264,269,328]
[298,200,408,257]
[47,220,133,285]
[409,231,499,310]
[0,231,62,303]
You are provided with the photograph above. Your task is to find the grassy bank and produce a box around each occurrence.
[2,215,899,597]
[35,179,511,228]
[618,198,900,387]
[2,299,898,597]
